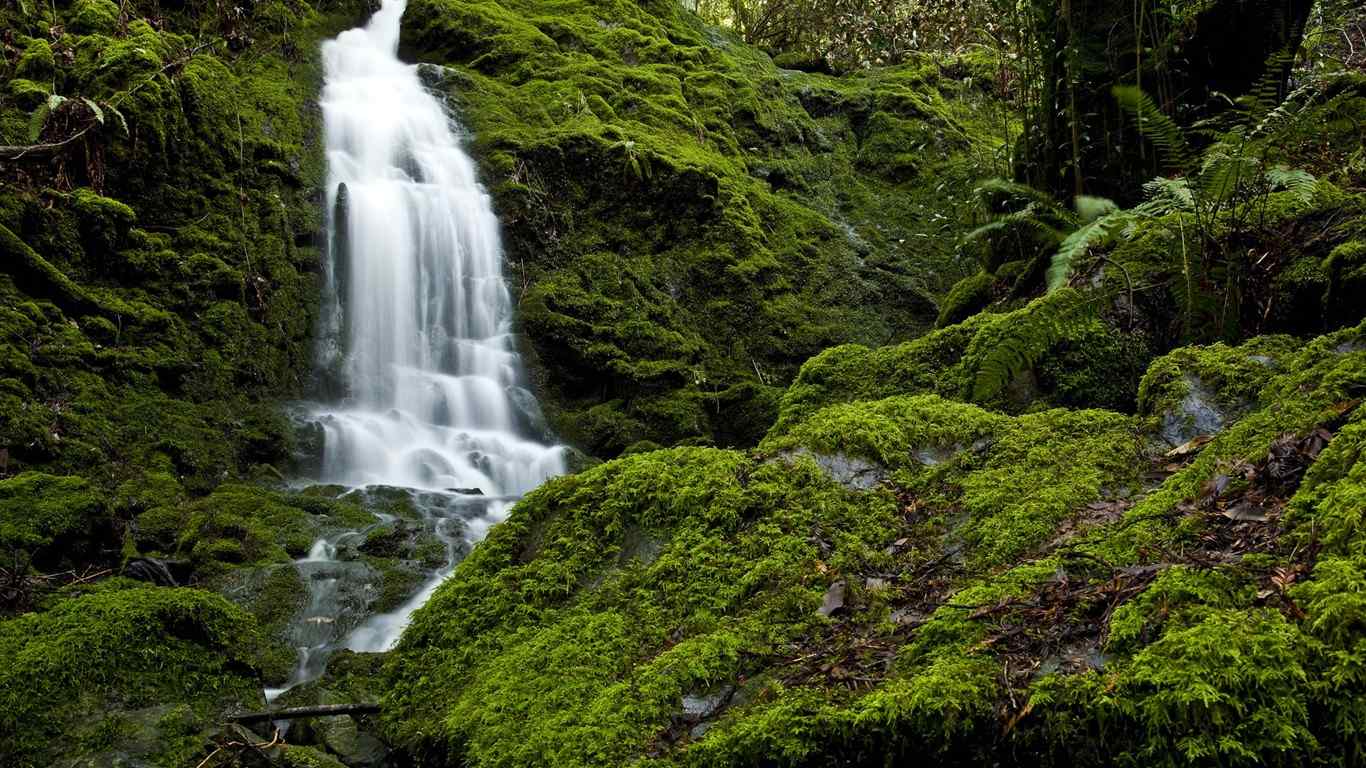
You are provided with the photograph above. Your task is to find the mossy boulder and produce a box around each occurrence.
[1137,335,1299,445]
[0,583,265,767]
[936,270,994,328]
[770,289,1157,433]
[0,471,109,574]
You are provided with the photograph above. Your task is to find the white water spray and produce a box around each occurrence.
[270,0,564,698]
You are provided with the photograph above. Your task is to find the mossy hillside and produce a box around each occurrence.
[764,394,1142,568]
[0,582,265,767]
[382,319,1366,766]
[384,447,903,765]
[996,323,1366,766]
[398,0,1004,455]
[0,0,371,487]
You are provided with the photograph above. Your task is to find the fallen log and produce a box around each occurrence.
[228,703,381,723]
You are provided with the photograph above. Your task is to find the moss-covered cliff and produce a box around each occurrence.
[398,0,1005,454]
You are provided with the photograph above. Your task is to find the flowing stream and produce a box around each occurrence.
[268,0,564,700]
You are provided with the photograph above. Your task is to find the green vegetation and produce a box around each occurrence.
[1,0,1365,765]
[383,318,1366,767]
[0,583,264,766]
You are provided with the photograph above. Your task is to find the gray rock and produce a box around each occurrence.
[778,448,886,490]
[317,715,388,767]
[681,684,735,724]
[817,580,846,617]
[1159,375,1230,446]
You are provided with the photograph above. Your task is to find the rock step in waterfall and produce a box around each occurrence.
[269,0,565,700]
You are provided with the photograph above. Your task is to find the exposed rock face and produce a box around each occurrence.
[1158,375,1233,446]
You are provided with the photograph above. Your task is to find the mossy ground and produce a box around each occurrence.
[384,316,1366,767]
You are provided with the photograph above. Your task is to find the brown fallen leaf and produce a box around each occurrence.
[1165,434,1214,459]
[1222,501,1269,522]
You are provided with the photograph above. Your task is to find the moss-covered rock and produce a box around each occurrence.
[1137,335,1299,445]
[936,270,995,328]
[0,583,264,766]
[769,288,1157,433]
[0,471,109,575]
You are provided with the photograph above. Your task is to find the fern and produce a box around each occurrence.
[1045,196,1124,292]
[1265,165,1319,205]
[1113,86,1194,170]
[1197,145,1258,204]
[1237,48,1295,123]
[1046,212,1131,293]
[974,178,1061,215]
[962,204,1065,245]
[968,289,1098,402]
[1140,177,1194,211]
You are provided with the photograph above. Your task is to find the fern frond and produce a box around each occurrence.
[27,104,52,143]
[974,178,1061,216]
[1238,48,1295,122]
[962,204,1065,245]
[106,104,129,136]
[1265,165,1318,205]
[1198,148,1258,205]
[1046,210,1131,292]
[1251,81,1313,138]
[1140,177,1195,212]
[968,289,1098,402]
[81,97,105,126]
[1113,86,1194,170]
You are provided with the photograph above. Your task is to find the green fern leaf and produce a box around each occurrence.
[968,289,1098,402]
[1113,86,1194,170]
[1265,166,1318,206]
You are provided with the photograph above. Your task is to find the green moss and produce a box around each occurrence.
[769,394,1139,566]
[1324,240,1366,326]
[67,0,121,34]
[16,39,56,81]
[385,447,900,764]
[936,270,994,328]
[0,472,108,571]
[1136,335,1300,430]
[278,745,349,768]
[0,585,263,766]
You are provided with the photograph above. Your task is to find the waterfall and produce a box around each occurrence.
[271,0,564,698]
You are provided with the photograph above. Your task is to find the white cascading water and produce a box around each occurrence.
[268,0,564,699]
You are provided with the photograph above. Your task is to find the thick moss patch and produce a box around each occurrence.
[0,583,264,766]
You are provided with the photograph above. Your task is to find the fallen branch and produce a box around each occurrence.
[0,127,94,160]
[228,703,381,723]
